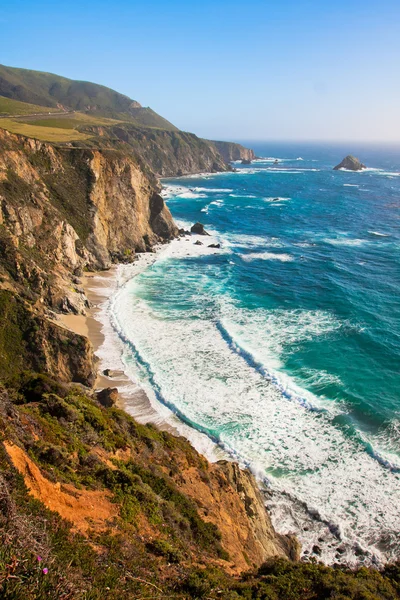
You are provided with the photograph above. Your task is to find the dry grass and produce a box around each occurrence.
[0,118,91,142]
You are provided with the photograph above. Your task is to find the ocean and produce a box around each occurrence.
[106,142,400,566]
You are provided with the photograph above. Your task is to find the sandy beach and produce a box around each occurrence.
[59,264,176,427]
[58,256,227,461]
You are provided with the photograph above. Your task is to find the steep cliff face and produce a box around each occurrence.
[0,290,96,385]
[0,379,297,592]
[0,128,177,313]
[210,140,255,163]
[81,124,232,176]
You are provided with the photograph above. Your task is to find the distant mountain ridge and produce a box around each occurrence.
[0,63,178,130]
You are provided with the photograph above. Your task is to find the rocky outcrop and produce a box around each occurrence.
[0,128,178,312]
[333,155,366,171]
[79,125,255,176]
[96,387,119,408]
[191,222,209,235]
[81,124,230,176]
[217,461,300,564]
[210,140,255,163]
[0,290,96,385]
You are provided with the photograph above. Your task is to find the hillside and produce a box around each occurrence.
[0,64,178,130]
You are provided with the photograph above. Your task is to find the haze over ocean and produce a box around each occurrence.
[108,142,400,565]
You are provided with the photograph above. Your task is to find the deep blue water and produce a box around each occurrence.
[111,143,400,565]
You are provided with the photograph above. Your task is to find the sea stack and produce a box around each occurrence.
[333,155,366,171]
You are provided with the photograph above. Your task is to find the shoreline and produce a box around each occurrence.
[59,243,228,463]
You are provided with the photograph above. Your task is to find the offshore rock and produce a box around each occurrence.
[333,155,366,171]
[191,222,210,235]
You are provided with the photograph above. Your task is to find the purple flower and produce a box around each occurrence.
[42,568,48,575]
[37,556,42,562]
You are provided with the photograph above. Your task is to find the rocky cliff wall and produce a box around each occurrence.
[0,128,177,314]
[210,140,255,163]
[80,124,231,176]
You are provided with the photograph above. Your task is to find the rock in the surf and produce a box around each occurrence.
[333,155,366,171]
[191,222,210,235]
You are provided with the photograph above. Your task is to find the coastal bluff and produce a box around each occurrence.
[333,155,366,171]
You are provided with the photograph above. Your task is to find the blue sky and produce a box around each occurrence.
[1,0,399,141]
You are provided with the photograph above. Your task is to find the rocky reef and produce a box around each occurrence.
[333,155,366,171]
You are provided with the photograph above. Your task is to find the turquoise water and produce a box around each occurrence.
[111,143,400,565]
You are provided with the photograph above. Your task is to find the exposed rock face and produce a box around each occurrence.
[80,125,255,176]
[96,387,119,408]
[217,461,300,564]
[241,158,252,165]
[191,222,209,235]
[211,140,255,163]
[0,290,96,385]
[333,155,366,171]
[0,128,178,312]
[83,124,230,176]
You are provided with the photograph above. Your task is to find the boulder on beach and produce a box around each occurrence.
[194,240,203,246]
[96,387,119,408]
[333,155,366,171]
[191,222,210,235]
[208,243,221,249]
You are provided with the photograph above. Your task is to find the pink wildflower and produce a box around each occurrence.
[37,556,42,562]
[42,568,48,575]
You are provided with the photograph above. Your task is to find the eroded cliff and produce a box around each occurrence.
[0,128,177,314]
[210,140,255,163]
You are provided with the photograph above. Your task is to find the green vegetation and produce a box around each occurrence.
[0,117,91,142]
[0,64,178,129]
[0,96,61,116]
[0,374,399,598]
[18,113,120,129]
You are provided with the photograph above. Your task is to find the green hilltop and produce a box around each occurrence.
[0,63,178,130]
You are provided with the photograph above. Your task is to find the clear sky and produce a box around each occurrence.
[1,0,400,142]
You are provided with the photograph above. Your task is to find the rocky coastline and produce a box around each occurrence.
[0,64,399,597]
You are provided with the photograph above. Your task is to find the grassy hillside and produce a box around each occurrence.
[0,64,178,130]
[0,96,62,116]
[0,118,91,142]
[0,373,400,599]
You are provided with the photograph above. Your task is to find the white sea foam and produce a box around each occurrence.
[201,199,225,214]
[224,233,283,249]
[110,272,400,565]
[241,252,294,262]
[323,238,369,247]
[264,196,291,202]
[343,184,360,187]
[368,231,390,238]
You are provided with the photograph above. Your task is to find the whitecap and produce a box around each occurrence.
[264,196,291,202]
[368,231,390,238]
[241,252,294,262]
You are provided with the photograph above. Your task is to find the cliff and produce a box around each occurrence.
[0,378,397,599]
[210,140,255,163]
[0,128,177,315]
[79,123,233,176]
[0,126,298,589]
